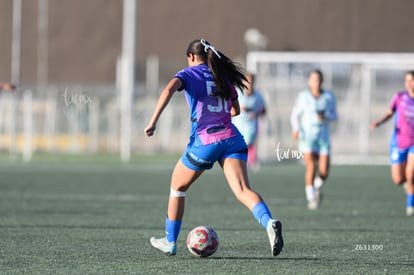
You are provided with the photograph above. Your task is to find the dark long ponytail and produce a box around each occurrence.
[186,39,247,99]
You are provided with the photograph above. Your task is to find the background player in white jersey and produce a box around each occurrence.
[144,39,283,256]
[232,73,266,170]
[290,70,338,209]
[371,71,414,216]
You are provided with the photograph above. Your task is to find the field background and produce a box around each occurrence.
[0,154,413,274]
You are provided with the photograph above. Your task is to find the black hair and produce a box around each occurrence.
[406,70,414,77]
[186,39,247,99]
[310,69,324,84]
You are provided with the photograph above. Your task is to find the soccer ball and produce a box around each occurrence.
[186,225,219,257]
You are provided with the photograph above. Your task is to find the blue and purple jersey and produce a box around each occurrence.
[390,91,414,149]
[174,64,238,145]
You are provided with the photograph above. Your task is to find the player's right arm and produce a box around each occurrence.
[370,109,394,129]
[371,92,399,130]
[144,78,182,137]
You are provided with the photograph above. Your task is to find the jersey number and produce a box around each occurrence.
[206,81,230,113]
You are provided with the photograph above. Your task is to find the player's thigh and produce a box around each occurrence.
[221,157,249,189]
[221,157,261,209]
[218,134,250,193]
[220,157,256,200]
[303,152,316,169]
[170,159,204,191]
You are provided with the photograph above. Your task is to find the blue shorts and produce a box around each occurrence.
[181,132,248,171]
[390,143,414,164]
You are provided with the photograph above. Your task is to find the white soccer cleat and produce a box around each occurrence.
[150,237,177,255]
[305,186,319,209]
[407,207,414,217]
[308,200,319,210]
[266,219,284,256]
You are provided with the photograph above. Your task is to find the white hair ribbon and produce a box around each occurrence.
[200,39,221,59]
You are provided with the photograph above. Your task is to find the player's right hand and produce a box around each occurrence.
[292,131,299,140]
[144,124,156,137]
[370,122,379,130]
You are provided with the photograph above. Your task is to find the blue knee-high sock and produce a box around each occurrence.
[252,201,272,229]
[165,217,182,243]
[407,194,414,207]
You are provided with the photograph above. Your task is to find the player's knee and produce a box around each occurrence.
[391,175,405,185]
[319,171,328,180]
[233,189,246,202]
[391,169,406,184]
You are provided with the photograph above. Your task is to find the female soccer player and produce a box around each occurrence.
[232,73,266,170]
[371,70,414,216]
[144,39,283,256]
[290,70,338,209]
[0,83,16,91]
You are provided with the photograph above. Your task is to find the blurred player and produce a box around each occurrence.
[290,70,338,209]
[144,39,283,256]
[232,73,266,170]
[371,70,414,216]
[0,83,16,92]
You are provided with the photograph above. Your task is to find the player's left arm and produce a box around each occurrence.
[324,93,338,121]
[230,98,240,117]
[144,77,182,137]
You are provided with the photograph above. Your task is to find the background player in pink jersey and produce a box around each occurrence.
[371,70,414,216]
[0,83,16,92]
[144,39,283,256]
